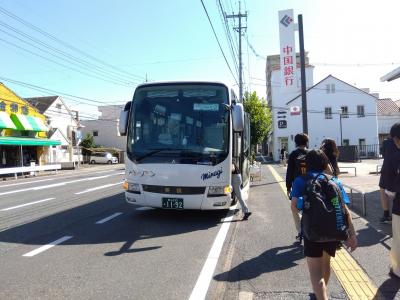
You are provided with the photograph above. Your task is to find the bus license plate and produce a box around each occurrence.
[162,198,184,209]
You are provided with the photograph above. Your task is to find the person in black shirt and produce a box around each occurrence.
[286,133,309,242]
[388,123,400,279]
[320,138,340,177]
[379,137,399,223]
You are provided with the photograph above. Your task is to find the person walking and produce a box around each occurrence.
[290,149,357,299]
[387,123,400,278]
[286,133,309,242]
[378,135,399,223]
[280,147,287,166]
[320,138,340,177]
[232,162,252,220]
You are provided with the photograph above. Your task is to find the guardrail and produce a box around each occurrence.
[339,166,357,177]
[342,183,366,216]
[0,164,61,179]
[250,162,262,182]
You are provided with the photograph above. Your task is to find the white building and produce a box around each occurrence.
[81,105,126,150]
[266,54,314,159]
[25,96,81,163]
[268,70,379,160]
[376,98,400,144]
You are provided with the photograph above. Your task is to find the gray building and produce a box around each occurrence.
[81,105,126,150]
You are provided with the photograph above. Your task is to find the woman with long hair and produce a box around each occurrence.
[320,139,340,177]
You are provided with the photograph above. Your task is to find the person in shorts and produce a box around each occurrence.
[291,150,357,299]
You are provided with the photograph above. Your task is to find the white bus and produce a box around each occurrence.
[119,81,251,210]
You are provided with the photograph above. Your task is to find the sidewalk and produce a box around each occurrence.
[337,159,392,237]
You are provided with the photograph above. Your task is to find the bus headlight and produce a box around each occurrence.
[208,185,232,197]
[123,181,140,193]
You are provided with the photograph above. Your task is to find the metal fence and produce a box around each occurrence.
[338,144,379,162]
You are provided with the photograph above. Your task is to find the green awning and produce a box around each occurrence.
[0,137,61,146]
[0,112,16,129]
[10,114,48,132]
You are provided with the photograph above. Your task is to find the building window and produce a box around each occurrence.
[340,106,349,118]
[22,106,29,115]
[93,130,98,137]
[10,103,18,113]
[325,107,332,119]
[326,84,335,94]
[0,101,5,111]
[357,105,365,117]
[56,103,62,112]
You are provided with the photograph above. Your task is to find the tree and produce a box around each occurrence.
[80,133,96,155]
[243,91,272,152]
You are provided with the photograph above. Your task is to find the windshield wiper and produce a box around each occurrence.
[135,148,186,162]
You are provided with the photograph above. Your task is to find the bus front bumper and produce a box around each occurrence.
[124,191,232,210]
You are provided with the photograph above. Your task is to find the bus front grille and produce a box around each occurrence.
[142,185,206,195]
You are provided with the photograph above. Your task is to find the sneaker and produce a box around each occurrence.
[379,215,392,224]
[389,268,400,279]
[242,212,252,220]
[293,234,303,245]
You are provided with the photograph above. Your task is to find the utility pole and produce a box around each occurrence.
[298,14,308,134]
[226,2,247,101]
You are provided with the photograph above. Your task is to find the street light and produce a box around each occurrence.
[338,108,343,146]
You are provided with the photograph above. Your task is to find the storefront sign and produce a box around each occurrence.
[278,9,297,93]
[278,120,287,129]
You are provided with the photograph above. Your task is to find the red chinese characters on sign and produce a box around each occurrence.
[282,45,295,87]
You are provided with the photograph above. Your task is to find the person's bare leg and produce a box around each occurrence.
[380,188,389,211]
[307,257,328,300]
[321,251,332,285]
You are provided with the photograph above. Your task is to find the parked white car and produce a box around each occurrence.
[89,152,118,164]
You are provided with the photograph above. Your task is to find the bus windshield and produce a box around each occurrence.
[127,83,230,165]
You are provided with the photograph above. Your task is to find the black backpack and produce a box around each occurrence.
[294,149,308,178]
[301,173,349,242]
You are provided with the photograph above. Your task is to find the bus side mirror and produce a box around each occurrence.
[232,103,244,132]
[118,102,131,136]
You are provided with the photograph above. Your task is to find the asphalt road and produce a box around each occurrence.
[0,164,399,299]
[0,166,229,299]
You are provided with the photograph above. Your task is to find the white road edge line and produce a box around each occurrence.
[95,212,123,224]
[189,206,237,300]
[0,198,55,211]
[75,181,123,195]
[22,235,73,257]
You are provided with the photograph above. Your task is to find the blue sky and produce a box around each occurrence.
[0,0,399,119]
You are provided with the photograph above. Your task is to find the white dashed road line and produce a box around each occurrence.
[22,236,73,257]
[0,198,55,211]
[75,181,123,195]
[0,173,124,196]
[95,212,123,224]
[189,206,236,300]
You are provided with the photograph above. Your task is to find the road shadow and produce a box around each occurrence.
[349,190,392,237]
[355,225,392,250]
[372,276,400,299]
[213,244,303,282]
[0,193,227,256]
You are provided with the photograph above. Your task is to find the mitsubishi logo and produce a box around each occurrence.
[280,15,293,27]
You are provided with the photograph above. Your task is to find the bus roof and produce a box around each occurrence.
[134,81,231,90]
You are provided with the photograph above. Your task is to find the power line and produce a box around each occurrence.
[0,21,139,85]
[0,76,115,104]
[0,5,147,81]
[0,28,136,87]
[199,0,238,86]
[0,37,133,87]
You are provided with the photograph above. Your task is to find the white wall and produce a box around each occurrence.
[270,67,314,159]
[45,97,78,144]
[270,75,379,160]
[81,119,126,150]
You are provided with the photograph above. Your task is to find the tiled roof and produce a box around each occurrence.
[377,98,400,115]
[24,96,58,114]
